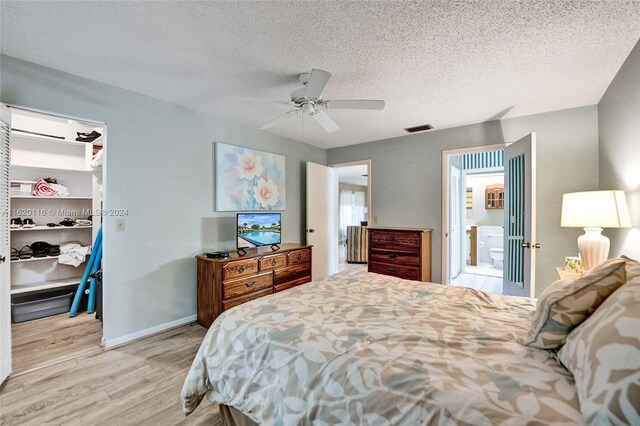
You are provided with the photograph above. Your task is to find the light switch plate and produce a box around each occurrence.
[115,218,125,232]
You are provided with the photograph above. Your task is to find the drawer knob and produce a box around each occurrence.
[245,281,256,288]
[388,253,398,258]
[291,269,298,275]
[389,268,398,274]
[297,254,302,260]
[271,259,277,266]
[239,265,246,273]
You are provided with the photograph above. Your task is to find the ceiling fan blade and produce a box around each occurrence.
[260,110,297,130]
[323,100,385,110]
[311,111,339,133]
[304,69,331,99]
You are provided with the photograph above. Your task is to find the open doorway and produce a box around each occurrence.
[442,135,538,298]
[443,146,506,295]
[331,160,371,273]
[1,105,105,377]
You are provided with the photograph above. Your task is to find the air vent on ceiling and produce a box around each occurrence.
[404,124,433,133]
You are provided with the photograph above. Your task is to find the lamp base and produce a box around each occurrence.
[578,227,610,271]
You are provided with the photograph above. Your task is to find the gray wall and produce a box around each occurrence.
[328,106,600,295]
[598,40,640,261]
[0,55,326,342]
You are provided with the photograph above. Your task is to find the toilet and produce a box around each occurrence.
[489,248,503,269]
[486,233,504,269]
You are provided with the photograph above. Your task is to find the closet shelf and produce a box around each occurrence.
[10,164,92,174]
[11,195,92,200]
[10,276,82,295]
[11,225,92,232]
[11,131,91,147]
[12,256,60,264]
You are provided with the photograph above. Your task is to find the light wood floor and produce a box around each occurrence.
[10,312,103,375]
[1,323,220,425]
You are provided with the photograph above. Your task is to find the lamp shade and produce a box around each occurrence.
[561,190,631,228]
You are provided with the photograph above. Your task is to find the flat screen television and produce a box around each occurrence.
[237,213,282,250]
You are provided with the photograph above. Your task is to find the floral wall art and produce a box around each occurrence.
[215,143,286,211]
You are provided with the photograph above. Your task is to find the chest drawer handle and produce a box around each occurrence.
[388,268,398,274]
[296,254,302,260]
[245,281,256,288]
[271,259,277,266]
[238,265,246,273]
[290,269,298,275]
[388,253,398,258]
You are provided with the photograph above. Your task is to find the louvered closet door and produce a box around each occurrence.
[0,103,11,383]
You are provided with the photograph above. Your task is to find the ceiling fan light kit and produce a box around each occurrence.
[260,68,385,133]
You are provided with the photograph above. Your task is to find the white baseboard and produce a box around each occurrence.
[102,314,197,349]
[1,358,12,384]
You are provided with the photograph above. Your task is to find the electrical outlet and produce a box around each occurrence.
[115,218,125,232]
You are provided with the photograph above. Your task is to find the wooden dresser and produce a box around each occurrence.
[367,227,432,282]
[196,244,312,328]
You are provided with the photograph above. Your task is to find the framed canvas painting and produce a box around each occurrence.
[216,143,286,211]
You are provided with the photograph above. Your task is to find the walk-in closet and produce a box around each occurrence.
[4,106,105,374]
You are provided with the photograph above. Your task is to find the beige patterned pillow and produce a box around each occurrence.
[524,257,628,349]
[557,259,640,424]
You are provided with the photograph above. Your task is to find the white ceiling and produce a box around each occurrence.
[336,165,368,187]
[1,1,639,149]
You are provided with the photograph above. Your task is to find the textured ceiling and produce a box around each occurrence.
[1,1,639,149]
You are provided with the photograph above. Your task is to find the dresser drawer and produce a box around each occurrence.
[287,248,311,265]
[369,230,420,250]
[370,249,419,266]
[275,262,311,285]
[259,253,286,271]
[223,272,272,300]
[369,262,421,281]
[222,258,259,280]
[274,275,311,293]
[223,288,273,311]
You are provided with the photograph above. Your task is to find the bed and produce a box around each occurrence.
[181,268,583,425]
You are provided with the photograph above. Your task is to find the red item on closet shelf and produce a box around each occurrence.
[33,179,59,197]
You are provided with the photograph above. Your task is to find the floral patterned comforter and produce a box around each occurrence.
[181,269,582,425]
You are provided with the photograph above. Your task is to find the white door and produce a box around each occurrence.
[306,162,338,280]
[503,133,537,297]
[449,166,462,278]
[0,104,12,383]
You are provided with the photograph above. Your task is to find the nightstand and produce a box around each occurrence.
[555,267,582,280]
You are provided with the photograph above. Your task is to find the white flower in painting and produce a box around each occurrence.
[253,178,280,207]
[235,150,264,180]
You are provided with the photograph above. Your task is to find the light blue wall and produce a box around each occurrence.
[598,39,640,261]
[0,55,326,341]
[328,106,600,295]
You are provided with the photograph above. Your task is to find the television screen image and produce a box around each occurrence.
[237,213,282,249]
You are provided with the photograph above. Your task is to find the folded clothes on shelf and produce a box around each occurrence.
[58,241,91,267]
[33,178,70,197]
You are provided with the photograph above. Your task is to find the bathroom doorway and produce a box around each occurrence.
[443,146,506,295]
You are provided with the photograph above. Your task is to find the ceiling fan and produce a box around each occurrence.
[260,69,385,133]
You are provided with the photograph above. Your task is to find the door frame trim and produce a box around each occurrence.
[441,144,508,286]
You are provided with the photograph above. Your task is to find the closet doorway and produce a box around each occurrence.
[331,160,371,273]
[0,105,106,378]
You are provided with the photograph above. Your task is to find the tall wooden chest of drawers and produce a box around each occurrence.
[196,244,312,328]
[367,228,432,282]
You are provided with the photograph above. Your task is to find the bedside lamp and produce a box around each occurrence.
[561,190,631,271]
